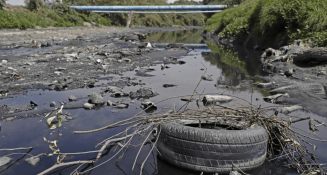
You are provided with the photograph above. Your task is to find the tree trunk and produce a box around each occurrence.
[126,11,134,28]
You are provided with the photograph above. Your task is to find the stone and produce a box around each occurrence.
[2,60,7,65]
[129,87,159,99]
[107,100,113,106]
[24,156,40,166]
[50,101,56,107]
[284,68,293,77]
[0,157,12,167]
[292,47,327,63]
[88,92,105,105]
[106,86,124,97]
[54,71,62,76]
[83,103,94,109]
[115,104,129,108]
[256,82,275,88]
[141,99,157,109]
[68,95,77,101]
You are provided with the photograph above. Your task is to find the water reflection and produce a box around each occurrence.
[147,29,204,44]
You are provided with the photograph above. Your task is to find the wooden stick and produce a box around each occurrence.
[0,147,33,151]
[37,160,94,175]
[291,117,310,123]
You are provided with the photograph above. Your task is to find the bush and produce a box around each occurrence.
[205,0,327,46]
[88,12,111,26]
[0,9,53,29]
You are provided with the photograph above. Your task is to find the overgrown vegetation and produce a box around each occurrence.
[0,0,6,9]
[0,0,205,30]
[205,0,327,46]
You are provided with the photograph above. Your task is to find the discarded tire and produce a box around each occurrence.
[158,121,268,174]
[125,35,139,41]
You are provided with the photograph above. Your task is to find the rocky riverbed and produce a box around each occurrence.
[0,26,202,120]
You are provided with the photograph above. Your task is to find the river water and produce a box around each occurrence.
[1,29,327,175]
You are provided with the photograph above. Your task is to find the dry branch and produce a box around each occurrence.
[0,147,33,151]
[37,160,94,175]
[36,73,327,175]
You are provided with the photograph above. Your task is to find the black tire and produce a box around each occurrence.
[158,121,268,174]
[125,35,139,41]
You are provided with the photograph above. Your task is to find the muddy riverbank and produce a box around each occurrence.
[205,33,327,117]
[0,26,202,119]
[1,27,327,175]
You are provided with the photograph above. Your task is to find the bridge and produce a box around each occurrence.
[70,5,228,28]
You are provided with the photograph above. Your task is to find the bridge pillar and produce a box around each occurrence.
[126,11,134,28]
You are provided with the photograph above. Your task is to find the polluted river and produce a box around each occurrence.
[0,26,327,175]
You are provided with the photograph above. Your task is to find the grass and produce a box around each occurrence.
[0,0,205,30]
[0,4,112,29]
[204,0,327,46]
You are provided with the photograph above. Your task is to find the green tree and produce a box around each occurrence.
[203,0,243,5]
[24,0,45,12]
[0,0,7,10]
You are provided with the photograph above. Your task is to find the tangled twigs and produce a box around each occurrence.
[35,72,327,175]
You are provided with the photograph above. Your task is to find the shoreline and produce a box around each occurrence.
[205,32,327,117]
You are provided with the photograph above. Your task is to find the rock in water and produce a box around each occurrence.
[88,92,105,105]
[256,82,275,88]
[50,101,56,107]
[141,99,157,109]
[83,103,94,109]
[24,156,40,166]
[0,157,12,167]
[115,104,129,108]
[269,83,325,95]
[129,87,159,99]
[68,95,77,101]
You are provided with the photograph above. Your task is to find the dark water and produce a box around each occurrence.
[1,29,327,175]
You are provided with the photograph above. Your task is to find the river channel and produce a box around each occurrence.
[1,28,327,175]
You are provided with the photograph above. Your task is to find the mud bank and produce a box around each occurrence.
[205,32,327,117]
[0,26,202,120]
